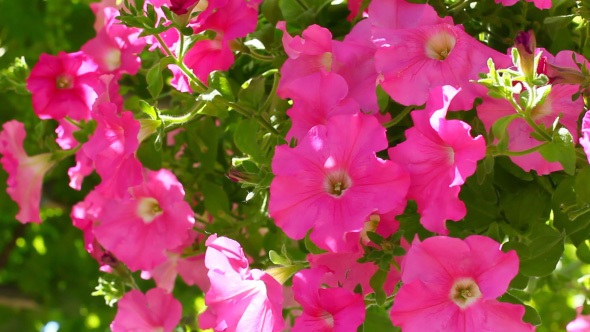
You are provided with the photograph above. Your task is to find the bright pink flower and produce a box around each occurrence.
[291,266,366,332]
[68,149,94,191]
[93,169,195,271]
[368,0,451,31]
[199,235,285,332]
[479,84,581,174]
[26,51,103,120]
[391,235,534,332]
[90,0,123,31]
[170,0,200,14]
[168,64,192,93]
[567,307,590,332]
[83,102,143,198]
[277,22,334,98]
[81,8,145,76]
[183,37,234,84]
[270,113,410,252]
[286,71,359,141]
[495,0,551,9]
[388,86,486,234]
[375,23,510,110]
[71,190,114,272]
[346,0,366,21]
[111,288,182,332]
[581,111,590,165]
[0,121,53,224]
[55,119,79,150]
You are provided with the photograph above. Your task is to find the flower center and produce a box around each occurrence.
[105,49,122,72]
[55,74,74,89]
[136,197,163,224]
[425,29,457,61]
[320,311,335,328]
[449,277,482,309]
[323,169,352,198]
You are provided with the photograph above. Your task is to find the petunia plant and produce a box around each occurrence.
[5,0,590,331]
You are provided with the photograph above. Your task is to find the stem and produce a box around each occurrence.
[154,34,207,93]
[523,116,552,141]
[217,99,281,136]
[497,142,548,156]
[261,70,280,114]
[160,101,205,129]
[383,105,414,128]
[52,144,82,162]
[316,0,333,13]
[246,50,274,62]
[64,116,83,129]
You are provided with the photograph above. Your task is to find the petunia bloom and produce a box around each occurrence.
[199,235,285,332]
[291,266,366,332]
[390,235,535,332]
[111,288,182,332]
[26,51,103,120]
[93,169,195,271]
[388,86,486,234]
[0,121,53,224]
[567,307,590,332]
[495,0,551,10]
[270,113,410,252]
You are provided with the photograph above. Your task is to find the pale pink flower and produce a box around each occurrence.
[26,51,103,120]
[93,169,195,271]
[388,86,486,234]
[495,0,551,9]
[478,84,581,174]
[375,23,510,110]
[81,8,145,76]
[391,235,534,332]
[0,121,53,224]
[67,149,94,191]
[270,113,410,252]
[199,235,285,332]
[168,64,192,93]
[111,288,182,332]
[55,119,79,150]
[90,0,123,31]
[567,307,590,332]
[291,266,366,332]
[286,71,359,141]
[83,102,143,198]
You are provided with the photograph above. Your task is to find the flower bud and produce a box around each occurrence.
[514,30,536,79]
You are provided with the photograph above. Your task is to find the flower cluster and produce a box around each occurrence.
[6,0,590,330]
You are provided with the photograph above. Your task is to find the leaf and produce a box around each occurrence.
[208,71,235,102]
[369,269,388,306]
[139,100,158,120]
[363,305,398,332]
[519,224,565,277]
[269,250,292,266]
[201,181,230,218]
[491,114,520,153]
[146,63,163,99]
[238,76,266,110]
[234,118,264,163]
[539,127,575,175]
[575,167,590,206]
[261,0,284,26]
[304,232,327,255]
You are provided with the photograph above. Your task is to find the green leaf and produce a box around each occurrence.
[269,250,292,266]
[208,71,235,102]
[577,240,590,264]
[146,63,163,99]
[376,85,390,111]
[136,136,163,171]
[234,118,264,163]
[575,167,590,206]
[139,100,158,120]
[261,0,284,25]
[304,232,327,255]
[238,76,266,110]
[201,181,230,218]
[520,224,565,277]
[491,114,520,153]
[523,305,542,326]
[363,305,398,332]
[539,127,575,175]
[369,269,388,306]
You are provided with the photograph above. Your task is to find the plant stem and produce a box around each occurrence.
[261,70,280,114]
[154,34,208,93]
[383,105,414,128]
[498,142,548,156]
[217,98,281,136]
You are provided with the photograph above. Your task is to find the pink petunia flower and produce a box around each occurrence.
[291,266,366,332]
[270,113,410,252]
[478,84,581,174]
[391,235,535,332]
[81,8,146,76]
[374,22,510,110]
[83,102,143,198]
[567,307,590,332]
[93,169,195,271]
[368,0,451,32]
[388,86,486,234]
[199,235,285,332]
[0,121,53,224]
[26,51,103,120]
[285,71,359,142]
[581,111,590,165]
[111,288,182,332]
